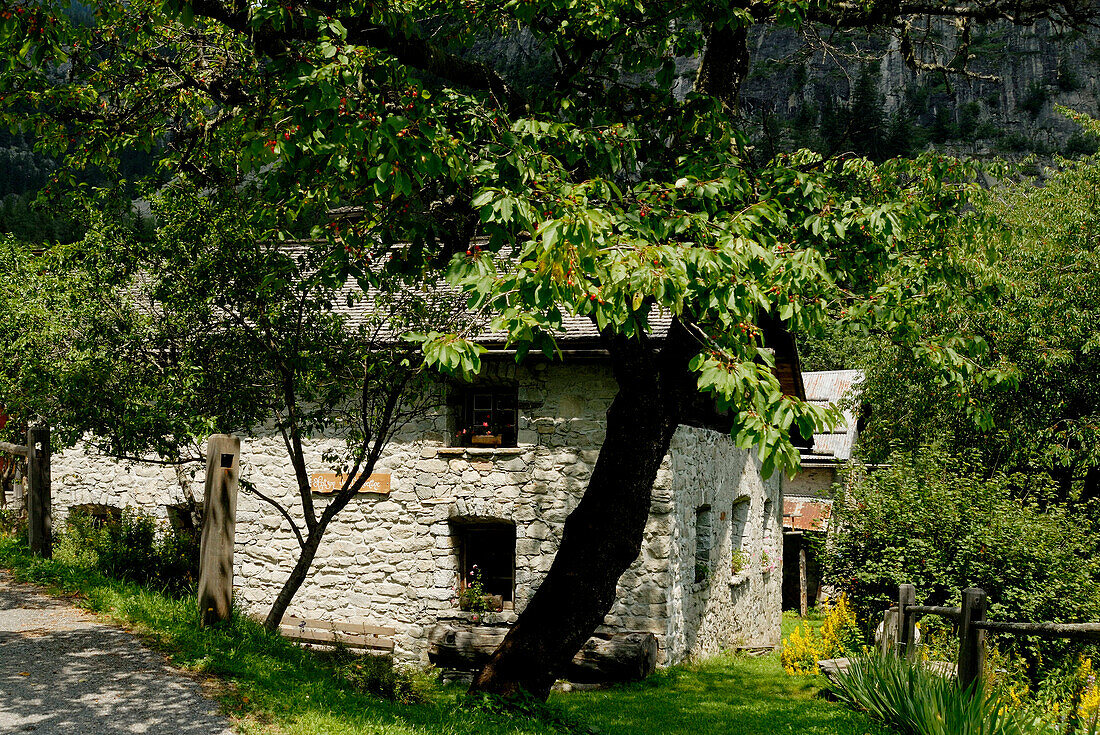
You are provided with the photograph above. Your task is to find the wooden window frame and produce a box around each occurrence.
[454,522,516,606]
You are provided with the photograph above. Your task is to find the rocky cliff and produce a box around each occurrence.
[739,20,1100,160]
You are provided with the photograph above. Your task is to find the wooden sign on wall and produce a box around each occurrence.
[309,472,391,495]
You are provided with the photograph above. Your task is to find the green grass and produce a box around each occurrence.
[556,653,891,735]
[1,533,888,735]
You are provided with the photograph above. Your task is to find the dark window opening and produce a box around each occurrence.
[694,505,712,583]
[166,502,203,535]
[454,522,516,605]
[68,503,123,529]
[452,384,518,447]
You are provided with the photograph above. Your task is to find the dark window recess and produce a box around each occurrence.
[455,523,516,603]
[68,503,122,529]
[455,385,518,447]
[694,505,712,583]
[166,502,203,534]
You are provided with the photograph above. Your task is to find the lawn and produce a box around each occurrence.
[0,533,887,735]
[557,653,891,735]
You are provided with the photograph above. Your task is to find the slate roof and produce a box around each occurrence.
[280,241,804,400]
[802,369,863,464]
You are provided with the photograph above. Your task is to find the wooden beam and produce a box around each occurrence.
[799,545,808,618]
[972,620,1100,640]
[898,584,917,660]
[281,616,395,637]
[0,441,28,456]
[957,588,988,690]
[278,627,396,651]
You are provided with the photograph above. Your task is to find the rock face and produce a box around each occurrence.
[49,359,782,668]
[736,21,1100,159]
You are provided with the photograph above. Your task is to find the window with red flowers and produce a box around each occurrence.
[453,385,518,447]
[454,522,516,604]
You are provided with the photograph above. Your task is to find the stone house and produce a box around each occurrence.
[47,319,806,669]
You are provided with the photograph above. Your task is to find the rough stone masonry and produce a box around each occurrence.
[50,359,782,667]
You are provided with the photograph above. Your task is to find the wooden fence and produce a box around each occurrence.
[0,422,51,557]
[888,583,1100,689]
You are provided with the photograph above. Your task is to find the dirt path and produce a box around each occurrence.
[0,573,235,735]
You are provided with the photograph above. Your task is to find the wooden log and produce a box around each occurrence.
[26,423,50,559]
[898,584,917,660]
[428,624,659,682]
[428,624,507,670]
[198,435,239,626]
[957,587,987,691]
[0,440,28,456]
[568,633,659,682]
[971,620,1100,640]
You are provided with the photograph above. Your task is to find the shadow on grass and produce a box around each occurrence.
[1,535,886,735]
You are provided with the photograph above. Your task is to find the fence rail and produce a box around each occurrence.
[0,441,28,456]
[888,583,1100,689]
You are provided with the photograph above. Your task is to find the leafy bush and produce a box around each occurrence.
[333,651,437,705]
[826,447,1100,680]
[57,507,199,596]
[0,506,24,534]
[831,654,1045,735]
[781,593,863,675]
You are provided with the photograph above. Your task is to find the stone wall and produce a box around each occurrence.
[49,358,780,668]
[663,426,783,661]
[52,447,200,523]
[781,466,837,499]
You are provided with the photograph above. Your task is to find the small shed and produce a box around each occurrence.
[781,370,862,614]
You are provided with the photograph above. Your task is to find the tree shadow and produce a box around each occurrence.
[0,624,233,734]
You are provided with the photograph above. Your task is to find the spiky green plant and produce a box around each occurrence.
[831,654,1066,735]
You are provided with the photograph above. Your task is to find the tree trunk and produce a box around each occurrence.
[694,21,751,111]
[469,323,695,699]
[263,529,325,631]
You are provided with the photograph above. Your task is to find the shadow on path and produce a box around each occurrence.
[0,575,234,734]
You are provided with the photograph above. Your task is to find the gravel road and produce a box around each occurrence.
[0,573,236,734]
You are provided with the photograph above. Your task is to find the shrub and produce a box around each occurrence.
[781,593,863,675]
[335,652,437,704]
[826,447,1100,681]
[57,507,199,596]
[0,506,24,534]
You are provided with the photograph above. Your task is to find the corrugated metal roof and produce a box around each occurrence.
[802,369,862,462]
[783,496,832,532]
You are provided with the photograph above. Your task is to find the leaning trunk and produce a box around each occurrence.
[469,326,693,699]
[263,529,324,631]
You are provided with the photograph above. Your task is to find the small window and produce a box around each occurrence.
[166,502,203,534]
[731,497,751,573]
[68,503,123,529]
[454,522,516,604]
[694,505,712,583]
[453,384,518,447]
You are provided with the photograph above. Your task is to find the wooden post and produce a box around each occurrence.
[198,435,240,626]
[898,584,917,659]
[878,609,900,655]
[26,423,51,559]
[958,587,988,691]
[799,544,808,617]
